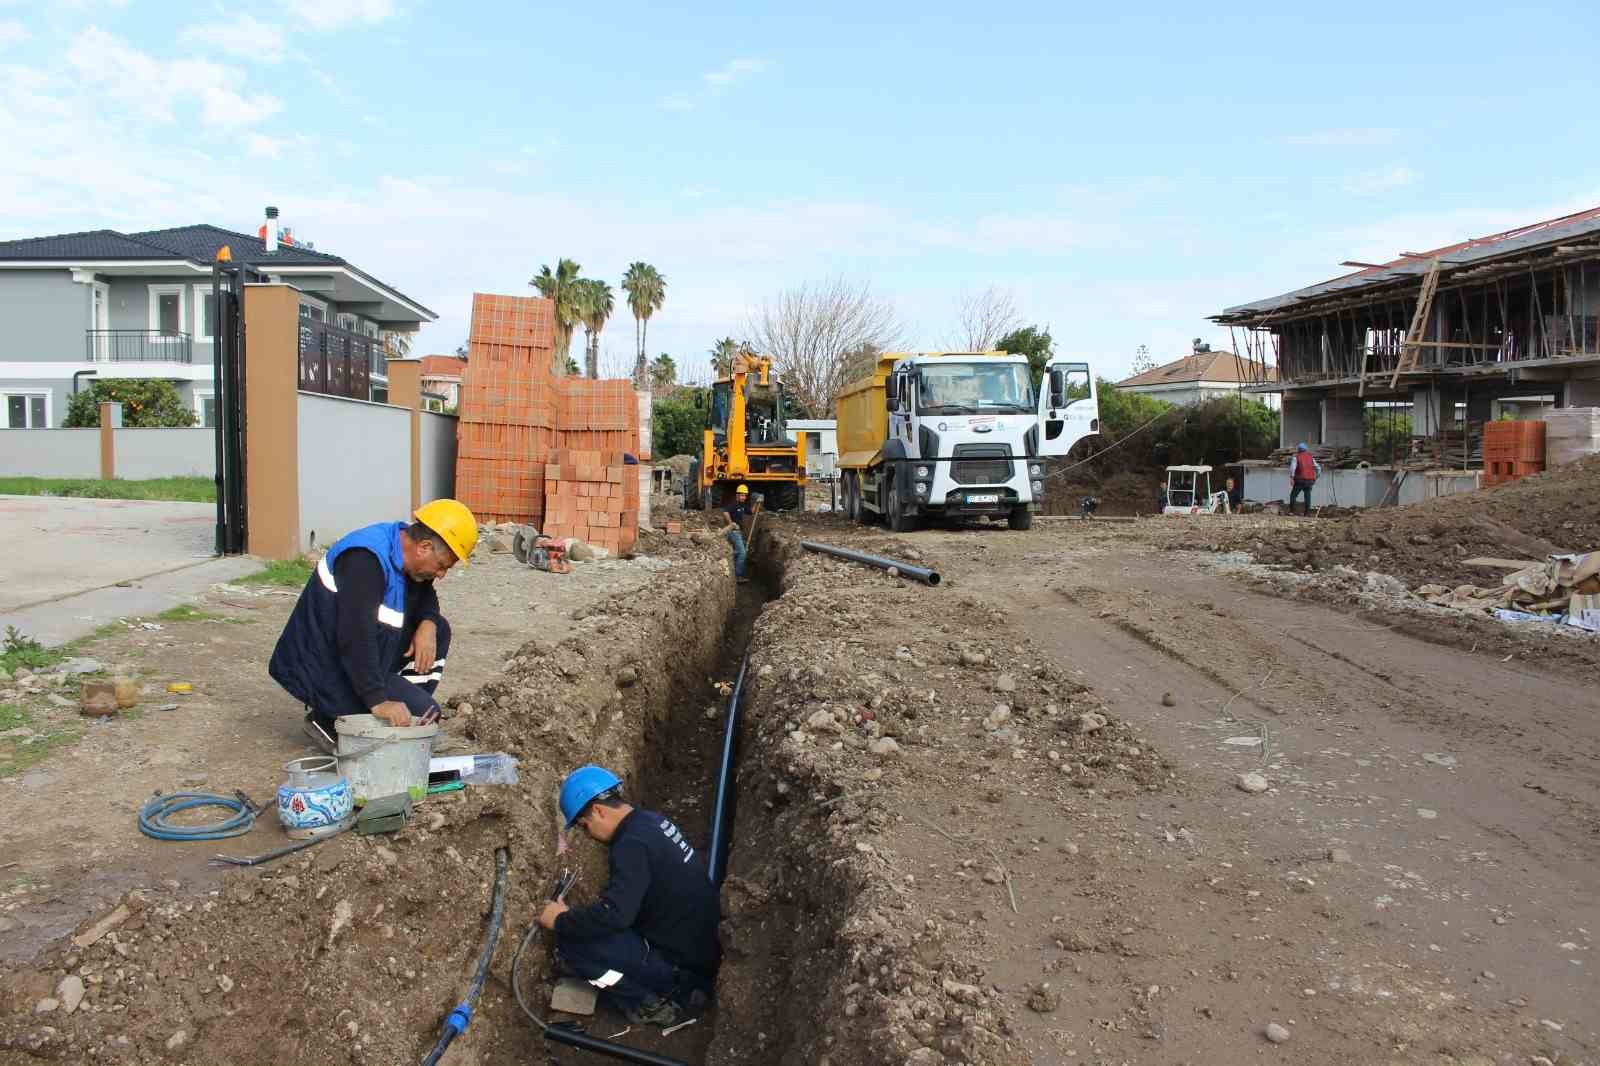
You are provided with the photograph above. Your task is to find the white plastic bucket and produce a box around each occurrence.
[334,714,439,805]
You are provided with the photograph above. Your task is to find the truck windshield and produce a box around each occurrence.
[917,363,1033,414]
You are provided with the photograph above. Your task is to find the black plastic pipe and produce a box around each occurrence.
[707,651,749,885]
[420,847,510,1066]
[543,1025,691,1065]
[799,540,941,586]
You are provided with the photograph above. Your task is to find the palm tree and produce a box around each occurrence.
[710,337,739,378]
[573,279,615,379]
[621,262,666,387]
[530,258,582,375]
[650,353,677,391]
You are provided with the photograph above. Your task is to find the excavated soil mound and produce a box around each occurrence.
[1232,454,1599,588]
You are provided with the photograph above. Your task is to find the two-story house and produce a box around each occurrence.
[0,209,435,428]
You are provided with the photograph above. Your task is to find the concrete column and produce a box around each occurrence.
[386,358,423,511]
[1411,385,1445,436]
[1280,394,1320,448]
[1323,395,1363,447]
[98,402,121,479]
[243,284,302,560]
[1465,390,1494,426]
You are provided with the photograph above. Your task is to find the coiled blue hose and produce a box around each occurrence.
[138,792,256,841]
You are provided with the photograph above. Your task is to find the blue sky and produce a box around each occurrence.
[3,0,1599,382]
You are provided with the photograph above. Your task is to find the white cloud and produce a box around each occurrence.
[66,27,281,129]
[244,132,281,159]
[284,0,395,31]
[0,20,29,47]
[659,57,767,112]
[181,16,287,63]
[1341,166,1419,195]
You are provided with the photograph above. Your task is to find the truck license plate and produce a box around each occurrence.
[966,493,999,505]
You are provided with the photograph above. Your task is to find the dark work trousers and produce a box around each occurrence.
[1289,478,1315,515]
[558,929,712,1011]
[308,616,451,734]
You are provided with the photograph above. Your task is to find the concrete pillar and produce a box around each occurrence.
[243,284,302,561]
[1280,394,1320,448]
[1465,390,1494,426]
[1323,395,1363,447]
[98,402,121,479]
[1411,385,1445,436]
[386,358,424,512]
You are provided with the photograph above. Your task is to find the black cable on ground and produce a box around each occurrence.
[511,870,688,1066]
[421,846,510,1066]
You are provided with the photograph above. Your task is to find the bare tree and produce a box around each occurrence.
[745,277,903,417]
[950,286,1022,351]
[1130,343,1156,374]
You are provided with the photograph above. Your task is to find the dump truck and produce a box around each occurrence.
[685,349,807,511]
[835,351,1098,531]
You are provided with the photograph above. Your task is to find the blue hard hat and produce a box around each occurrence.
[559,765,622,828]
[1296,442,1309,452]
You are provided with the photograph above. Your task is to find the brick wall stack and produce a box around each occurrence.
[454,294,557,524]
[452,292,645,541]
[542,449,641,555]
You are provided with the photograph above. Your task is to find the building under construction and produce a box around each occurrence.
[1214,207,1600,468]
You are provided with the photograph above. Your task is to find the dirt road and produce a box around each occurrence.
[899,523,1599,1063]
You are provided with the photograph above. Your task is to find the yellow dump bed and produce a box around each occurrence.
[834,351,1010,470]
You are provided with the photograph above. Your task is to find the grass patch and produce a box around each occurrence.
[1,627,66,675]
[0,476,215,503]
[0,703,78,780]
[155,604,224,622]
[0,704,29,730]
[238,558,314,587]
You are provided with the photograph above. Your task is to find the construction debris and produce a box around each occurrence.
[1416,550,1600,631]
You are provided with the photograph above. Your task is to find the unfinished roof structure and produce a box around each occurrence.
[1211,206,1600,453]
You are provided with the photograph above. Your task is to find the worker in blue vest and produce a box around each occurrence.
[269,499,479,752]
[540,765,722,1027]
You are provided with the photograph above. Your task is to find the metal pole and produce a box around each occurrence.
[799,540,942,586]
[212,265,226,555]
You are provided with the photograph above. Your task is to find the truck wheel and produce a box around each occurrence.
[1007,506,1033,531]
[845,474,861,522]
[887,481,916,533]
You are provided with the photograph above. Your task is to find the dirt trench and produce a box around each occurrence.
[0,527,871,1066]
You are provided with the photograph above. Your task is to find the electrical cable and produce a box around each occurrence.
[137,792,257,841]
[511,870,689,1065]
[420,847,510,1066]
[1042,405,1185,483]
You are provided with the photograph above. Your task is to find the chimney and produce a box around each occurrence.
[264,206,279,253]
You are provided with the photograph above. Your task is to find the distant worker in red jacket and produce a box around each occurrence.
[1287,443,1320,516]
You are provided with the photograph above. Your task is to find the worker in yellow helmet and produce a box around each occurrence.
[719,484,759,584]
[270,499,479,751]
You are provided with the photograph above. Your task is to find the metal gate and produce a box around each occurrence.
[211,262,248,554]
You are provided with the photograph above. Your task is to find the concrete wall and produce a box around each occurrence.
[1242,464,1480,509]
[1281,395,1320,448]
[1323,396,1363,447]
[0,428,100,476]
[296,391,411,552]
[1566,380,1600,406]
[418,411,458,502]
[0,270,86,363]
[114,428,215,479]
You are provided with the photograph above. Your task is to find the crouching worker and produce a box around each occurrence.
[269,499,478,752]
[540,765,721,1027]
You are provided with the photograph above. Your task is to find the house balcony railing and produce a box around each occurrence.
[84,330,194,364]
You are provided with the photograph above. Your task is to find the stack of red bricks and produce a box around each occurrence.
[452,292,643,544]
[542,449,640,555]
[454,294,558,525]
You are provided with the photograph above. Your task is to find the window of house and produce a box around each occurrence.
[148,285,187,336]
[3,392,49,429]
[336,313,357,332]
[193,286,215,341]
[193,388,217,428]
[299,300,326,322]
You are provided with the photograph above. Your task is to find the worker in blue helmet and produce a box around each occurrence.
[539,765,721,1027]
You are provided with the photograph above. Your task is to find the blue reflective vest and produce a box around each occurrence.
[268,522,412,716]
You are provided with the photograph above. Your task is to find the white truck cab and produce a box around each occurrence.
[838,351,1099,531]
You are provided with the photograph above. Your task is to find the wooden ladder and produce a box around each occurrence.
[1388,257,1440,389]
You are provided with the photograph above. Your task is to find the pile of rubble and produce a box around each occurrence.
[1415,550,1600,631]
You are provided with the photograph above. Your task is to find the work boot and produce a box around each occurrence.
[302,715,336,755]
[624,995,681,1027]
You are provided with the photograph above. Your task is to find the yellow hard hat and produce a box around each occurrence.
[414,498,478,564]
[736,484,749,495]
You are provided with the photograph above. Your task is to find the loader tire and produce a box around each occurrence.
[1007,506,1034,531]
